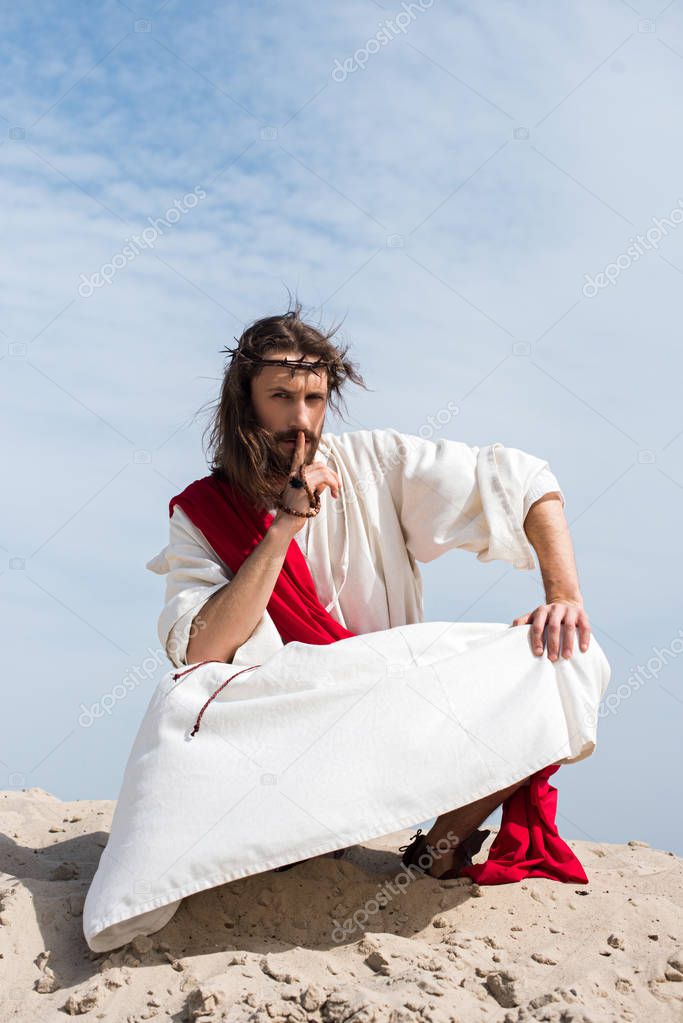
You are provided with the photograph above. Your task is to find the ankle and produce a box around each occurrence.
[426,850,453,878]
[423,831,466,875]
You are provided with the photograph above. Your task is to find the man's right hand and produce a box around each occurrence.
[273,430,341,535]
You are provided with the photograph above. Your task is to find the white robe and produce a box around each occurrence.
[147,428,566,670]
[82,428,611,952]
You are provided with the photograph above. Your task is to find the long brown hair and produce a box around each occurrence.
[199,297,370,511]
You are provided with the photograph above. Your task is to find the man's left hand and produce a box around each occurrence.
[511,599,591,660]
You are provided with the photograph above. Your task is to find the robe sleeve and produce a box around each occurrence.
[376,428,565,570]
[522,465,565,519]
[145,505,233,669]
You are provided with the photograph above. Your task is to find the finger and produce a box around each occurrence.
[290,430,306,471]
[530,608,549,655]
[546,606,565,661]
[511,613,531,627]
[316,468,341,499]
[577,611,591,652]
[327,468,341,498]
[562,618,577,658]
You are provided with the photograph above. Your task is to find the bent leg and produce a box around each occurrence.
[424,775,532,878]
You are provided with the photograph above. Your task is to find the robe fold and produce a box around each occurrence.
[83,428,609,952]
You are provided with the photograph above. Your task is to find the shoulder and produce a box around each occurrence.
[321,428,443,476]
[168,473,220,515]
[170,501,203,536]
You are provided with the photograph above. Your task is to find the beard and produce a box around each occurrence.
[260,430,321,491]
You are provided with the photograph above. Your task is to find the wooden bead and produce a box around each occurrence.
[275,462,321,518]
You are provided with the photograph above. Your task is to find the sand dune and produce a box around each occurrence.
[1,787,681,1022]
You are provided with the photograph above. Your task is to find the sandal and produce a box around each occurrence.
[398,828,435,872]
[398,827,491,878]
[438,827,491,879]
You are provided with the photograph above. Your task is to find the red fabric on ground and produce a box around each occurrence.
[460,765,588,884]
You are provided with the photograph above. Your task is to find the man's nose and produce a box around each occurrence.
[289,414,314,433]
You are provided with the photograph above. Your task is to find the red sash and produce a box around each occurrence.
[170,474,354,645]
[169,474,588,885]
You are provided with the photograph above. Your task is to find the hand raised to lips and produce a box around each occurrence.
[287,431,341,500]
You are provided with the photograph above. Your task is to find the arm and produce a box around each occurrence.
[148,510,235,669]
[148,509,291,669]
[186,520,294,664]
[187,430,341,664]
[379,428,565,570]
[375,427,588,659]
[514,493,591,661]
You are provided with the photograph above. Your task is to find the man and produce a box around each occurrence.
[150,306,596,879]
[83,306,610,952]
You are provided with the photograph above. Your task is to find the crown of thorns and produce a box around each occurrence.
[221,342,331,374]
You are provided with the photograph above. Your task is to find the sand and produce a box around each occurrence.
[0,787,681,1022]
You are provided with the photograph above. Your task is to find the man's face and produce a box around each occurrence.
[250,350,329,477]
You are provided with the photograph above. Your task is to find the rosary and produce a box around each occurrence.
[275,461,321,519]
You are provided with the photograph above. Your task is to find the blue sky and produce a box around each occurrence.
[2,0,682,856]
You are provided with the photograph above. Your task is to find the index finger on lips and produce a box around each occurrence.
[290,430,305,470]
